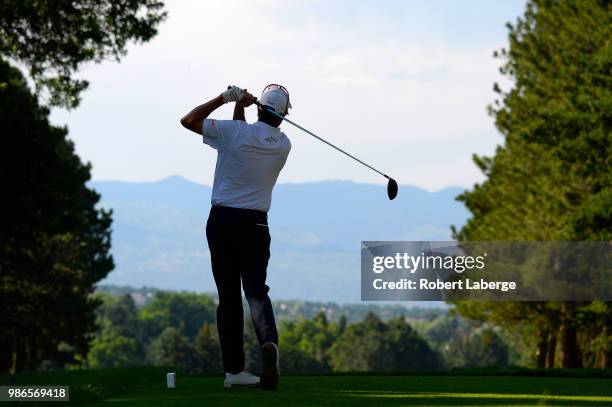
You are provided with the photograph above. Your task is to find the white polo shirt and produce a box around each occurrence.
[202,119,291,212]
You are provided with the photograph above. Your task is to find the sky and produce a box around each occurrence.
[50,0,526,191]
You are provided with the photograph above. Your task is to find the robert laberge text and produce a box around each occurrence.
[373,278,517,292]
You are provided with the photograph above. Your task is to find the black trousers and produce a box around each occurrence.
[206,205,278,374]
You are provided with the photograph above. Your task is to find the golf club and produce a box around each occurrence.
[253,100,398,200]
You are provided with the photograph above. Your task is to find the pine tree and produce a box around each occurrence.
[193,323,222,373]
[0,61,113,372]
[0,0,166,373]
[146,322,194,371]
[454,0,611,368]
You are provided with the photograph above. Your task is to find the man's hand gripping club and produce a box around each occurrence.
[180,85,256,133]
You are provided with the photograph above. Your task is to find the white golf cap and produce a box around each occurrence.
[260,84,291,115]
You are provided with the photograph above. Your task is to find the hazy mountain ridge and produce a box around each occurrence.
[92,176,469,302]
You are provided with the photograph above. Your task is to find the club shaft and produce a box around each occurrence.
[256,102,389,179]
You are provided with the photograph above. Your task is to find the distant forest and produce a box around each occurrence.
[87,285,513,374]
[97,285,447,323]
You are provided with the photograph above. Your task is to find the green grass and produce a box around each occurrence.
[2,368,611,406]
[0,367,167,405]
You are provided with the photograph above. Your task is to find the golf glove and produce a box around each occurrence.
[222,85,246,103]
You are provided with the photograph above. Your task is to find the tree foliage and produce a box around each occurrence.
[444,325,509,369]
[0,61,114,372]
[328,313,440,372]
[453,0,611,368]
[279,312,340,370]
[138,291,216,341]
[193,323,222,374]
[85,293,466,373]
[87,330,140,369]
[86,294,143,368]
[146,324,194,370]
[0,0,166,374]
[0,0,167,108]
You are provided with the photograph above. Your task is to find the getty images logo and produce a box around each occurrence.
[372,252,488,274]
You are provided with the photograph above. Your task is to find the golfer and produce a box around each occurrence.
[180,85,291,390]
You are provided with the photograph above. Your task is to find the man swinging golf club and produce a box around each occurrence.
[180,84,291,390]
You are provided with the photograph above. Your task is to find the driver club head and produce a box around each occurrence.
[387,178,398,200]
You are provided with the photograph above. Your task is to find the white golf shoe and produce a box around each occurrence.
[223,371,261,388]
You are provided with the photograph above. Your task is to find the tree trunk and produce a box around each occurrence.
[14,341,26,372]
[601,349,610,369]
[546,332,557,368]
[0,340,10,373]
[536,330,548,368]
[600,325,610,368]
[10,343,17,374]
[600,324,610,368]
[560,303,582,368]
[24,338,34,371]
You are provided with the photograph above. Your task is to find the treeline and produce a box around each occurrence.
[97,285,447,323]
[80,290,516,373]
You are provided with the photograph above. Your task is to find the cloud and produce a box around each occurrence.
[50,0,520,190]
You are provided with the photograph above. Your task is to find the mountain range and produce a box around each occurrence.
[92,176,469,303]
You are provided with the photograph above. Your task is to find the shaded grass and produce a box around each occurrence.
[88,375,612,407]
[292,367,612,379]
[0,367,168,405]
[1,368,611,406]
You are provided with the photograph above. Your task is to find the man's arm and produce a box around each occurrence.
[233,90,256,121]
[233,103,245,122]
[180,95,225,135]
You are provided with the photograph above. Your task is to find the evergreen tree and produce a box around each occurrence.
[328,313,440,371]
[193,323,222,374]
[329,313,392,371]
[0,0,166,373]
[146,323,194,371]
[338,314,348,333]
[0,61,113,372]
[445,326,509,368]
[453,0,611,368]
[95,294,139,336]
[386,317,442,370]
[279,311,340,368]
